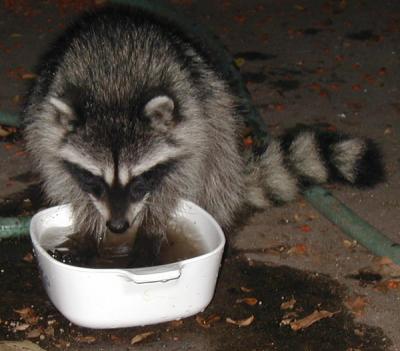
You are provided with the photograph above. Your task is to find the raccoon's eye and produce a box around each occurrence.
[81,176,106,198]
[128,160,177,202]
[63,161,106,198]
[129,176,149,202]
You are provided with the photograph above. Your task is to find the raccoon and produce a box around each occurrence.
[24,5,384,265]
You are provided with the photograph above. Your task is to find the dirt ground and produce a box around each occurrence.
[0,1,399,350]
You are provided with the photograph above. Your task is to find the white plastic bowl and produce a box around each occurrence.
[29,200,225,329]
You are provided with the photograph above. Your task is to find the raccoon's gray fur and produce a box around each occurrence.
[24,6,384,264]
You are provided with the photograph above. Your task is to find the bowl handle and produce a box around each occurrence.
[117,263,182,284]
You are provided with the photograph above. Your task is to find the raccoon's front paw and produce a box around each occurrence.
[55,231,98,267]
[127,233,162,268]
[63,232,98,255]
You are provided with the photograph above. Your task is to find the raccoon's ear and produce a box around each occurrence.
[48,96,78,132]
[144,96,176,131]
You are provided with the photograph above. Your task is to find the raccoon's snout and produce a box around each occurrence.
[106,219,130,234]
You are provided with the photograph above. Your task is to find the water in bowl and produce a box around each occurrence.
[40,219,206,268]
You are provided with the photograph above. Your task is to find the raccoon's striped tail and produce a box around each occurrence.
[246,127,385,208]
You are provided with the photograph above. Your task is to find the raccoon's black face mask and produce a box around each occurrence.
[63,157,178,234]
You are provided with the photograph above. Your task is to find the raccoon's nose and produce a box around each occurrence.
[106,219,129,234]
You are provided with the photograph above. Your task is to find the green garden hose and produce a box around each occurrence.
[304,187,400,264]
[0,111,21,127]
[0,216,31,240]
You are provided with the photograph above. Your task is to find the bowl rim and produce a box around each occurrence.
[30,200,226,275]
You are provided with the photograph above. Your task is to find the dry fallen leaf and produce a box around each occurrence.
[0,126,16,137]
[299,224,312,233]
[54,339,71,349]
[280,318,292,326]
[196,314,221,328]
[234,57,246,67]
[297,199,307,207]
[375,279,400,292]
[14,307,39,325]
[379,67,387,75]
[110,334,121,342]
[329,83,341,91]
[236,297,258,306]
[384,127,393,135]
[354,328,364,337]
[233,14,247,24]
[75,335,96,343]
[351,84,362,92]
[21,72,37,80]
[240,286,253,293]
[287,244,308,255]
[386,280,400,289]
[26,327,42,338]
[345,296,368,317]
[130,331,154,345]
[372,257,400,277]
[168,320,184,328]
[14,307,32,317]
[290,310,337,331]
[226,315,255,327]
[3,143,14,150]
[47,319,56,326]
[14,323,30,331]
[343,240,358,249]
[294,4,306,11]
[44,326,54,337]
[12,95,21,104]
[353,257,400,290]
[280,311,298,326]
[280,298,296,310]
[293,213,302,222]
[23,252,34,263]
